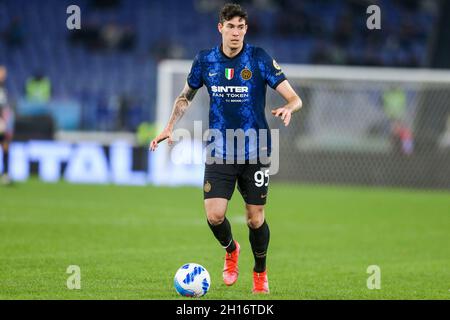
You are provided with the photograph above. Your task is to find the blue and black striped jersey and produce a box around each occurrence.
[187,43,286,160]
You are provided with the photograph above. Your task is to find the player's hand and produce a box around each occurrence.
[271,107,293,127]
[149,127,173,151]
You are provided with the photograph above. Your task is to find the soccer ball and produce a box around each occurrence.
[174,263,211,297]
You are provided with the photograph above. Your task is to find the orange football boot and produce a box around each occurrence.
[223,241,240,286]
[252,270,269,294]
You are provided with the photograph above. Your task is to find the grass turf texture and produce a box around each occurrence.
[0,180,449,299]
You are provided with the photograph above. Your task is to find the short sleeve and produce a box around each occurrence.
[187,54,203,90]
[257,48,287,90]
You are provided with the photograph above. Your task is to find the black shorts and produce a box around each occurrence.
[203,160,271,205]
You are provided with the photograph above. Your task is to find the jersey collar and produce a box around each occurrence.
[219,42,247,60]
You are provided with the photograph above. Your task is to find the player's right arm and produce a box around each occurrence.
[149,82,198,151]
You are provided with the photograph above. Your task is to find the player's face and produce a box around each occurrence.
[218,16,247,50]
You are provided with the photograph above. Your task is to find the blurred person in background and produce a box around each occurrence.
[439,114,450,149]
[25,71,52,103]
[383,86,414,155]
[100,23,136,52]
[0,66,14,185]
[150,38,186,62]
[2,16,25,48]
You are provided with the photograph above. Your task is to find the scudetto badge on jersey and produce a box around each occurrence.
[273,59,281,70]
[225,68,234,80]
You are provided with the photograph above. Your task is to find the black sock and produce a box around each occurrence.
[207,217,236,253]
[2,149,8,175]
[249,220,270,273]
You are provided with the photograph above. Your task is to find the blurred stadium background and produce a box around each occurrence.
[0,0,449,299]
[1,0,450,187]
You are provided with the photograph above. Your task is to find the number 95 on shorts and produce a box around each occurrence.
[203,161,270,205]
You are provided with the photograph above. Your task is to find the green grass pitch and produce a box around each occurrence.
[0,180,449,299]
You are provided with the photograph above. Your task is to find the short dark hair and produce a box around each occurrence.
[219,3,248,25]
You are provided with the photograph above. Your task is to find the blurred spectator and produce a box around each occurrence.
[69,21,136,52]
[101,23,123,49]
[118,94,131,131]
[393,0,420,11]
[101,23,136,51]
[118,94,144,131]
[69,21,102,50]
[383,86,407,121]
[0,67,8,109]
[125,97,144,131]
[348,0,373,15]
[25,72,52,103]
[383,86,414,155]
[334,12,353,47]
[439,115,450,149]
[329,44,348,65]
[0,65,13,185]
[2,16,25,48]
[275,2,312,36]
[136,122,156,147]
[96,94,113,131]
[311,41,330,64]
[363,44,383,66]
[150,39,185,61]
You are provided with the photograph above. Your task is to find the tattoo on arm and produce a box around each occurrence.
[181,85,197,102]
[167,84,197,129]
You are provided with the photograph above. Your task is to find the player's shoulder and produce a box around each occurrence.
[248,45,271,60]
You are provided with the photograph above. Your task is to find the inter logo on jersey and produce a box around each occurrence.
[225,68,234,80]
[204,181,211,192]
[240,68,252,80]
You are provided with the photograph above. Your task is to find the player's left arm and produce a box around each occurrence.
[271,80,302,127]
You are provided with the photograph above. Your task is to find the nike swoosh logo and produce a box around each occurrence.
[208,72,218,76]
[261,194,267,198]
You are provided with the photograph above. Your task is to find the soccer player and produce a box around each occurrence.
[150,3,302,294]
[0,65,13,185]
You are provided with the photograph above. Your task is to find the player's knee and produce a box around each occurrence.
[246,207,265,229]
[206,213,226,226]
[247,216,264,229]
